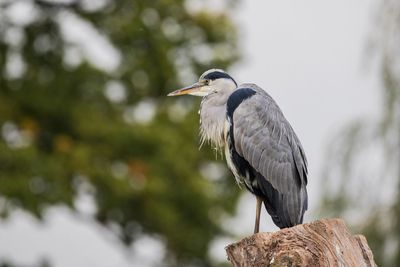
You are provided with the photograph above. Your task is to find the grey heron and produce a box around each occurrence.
[168,69,308,233]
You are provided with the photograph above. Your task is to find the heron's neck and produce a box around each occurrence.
[199,89,232,149]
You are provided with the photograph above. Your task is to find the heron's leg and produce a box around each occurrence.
[254,196,262,234]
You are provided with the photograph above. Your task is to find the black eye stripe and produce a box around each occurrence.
[204,71,231,81]
[203,71,237,86]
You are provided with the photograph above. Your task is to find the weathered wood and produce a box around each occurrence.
[226,218,376,267]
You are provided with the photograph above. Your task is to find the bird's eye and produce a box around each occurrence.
[204,79,210,85]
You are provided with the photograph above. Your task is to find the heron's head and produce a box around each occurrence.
[168,69,237,97]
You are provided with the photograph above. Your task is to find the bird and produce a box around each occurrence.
[167,69,308,233]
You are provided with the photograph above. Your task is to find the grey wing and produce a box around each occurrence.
[231,84,308,227]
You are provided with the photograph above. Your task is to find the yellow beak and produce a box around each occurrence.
[167,82,205,96]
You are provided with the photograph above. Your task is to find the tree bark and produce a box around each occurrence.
[226,218,376,267]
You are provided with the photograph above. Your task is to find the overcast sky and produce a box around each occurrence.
[233,0,380,215]
[0,0,381,266]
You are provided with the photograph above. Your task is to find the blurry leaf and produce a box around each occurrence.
[0,0,241,266]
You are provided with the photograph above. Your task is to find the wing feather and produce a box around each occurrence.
[230,84,308,226]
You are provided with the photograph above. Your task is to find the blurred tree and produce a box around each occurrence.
[320,1,400,266]
[0,0,240,266]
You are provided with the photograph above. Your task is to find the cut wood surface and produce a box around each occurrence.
[226,218,376,267]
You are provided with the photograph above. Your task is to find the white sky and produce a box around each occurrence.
[0,0,381,266]
[232,0,380,218]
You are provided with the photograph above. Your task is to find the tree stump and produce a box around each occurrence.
[225,218,376,267]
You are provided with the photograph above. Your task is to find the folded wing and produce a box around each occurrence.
[227,84,308,228]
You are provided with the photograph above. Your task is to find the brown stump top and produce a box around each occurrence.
[226,218,376,267]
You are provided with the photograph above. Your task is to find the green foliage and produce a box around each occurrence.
[0,0,241,265]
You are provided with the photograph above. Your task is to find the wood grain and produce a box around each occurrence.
[226,218,376,267]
